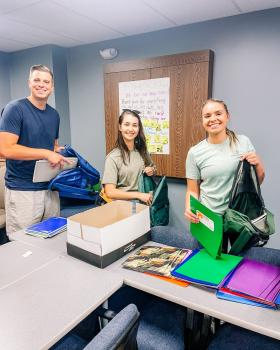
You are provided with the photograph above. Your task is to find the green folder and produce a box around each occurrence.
[173,249,242,286]
[190,196,223,258]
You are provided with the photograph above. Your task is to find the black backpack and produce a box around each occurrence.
[223,160,275,254]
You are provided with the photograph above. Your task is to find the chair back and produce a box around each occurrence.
[84,304,140,350]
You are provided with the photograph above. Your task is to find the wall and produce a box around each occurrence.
[8,45,71,145]
[52,46,71,146]
[66,8,280,248]
[0,52,11,112]
[9,45,55,105]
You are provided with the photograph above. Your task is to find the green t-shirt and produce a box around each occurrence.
[186,135,255,214]
[102,148,153,192]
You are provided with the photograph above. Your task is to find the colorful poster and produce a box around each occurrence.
[119,78,170,154]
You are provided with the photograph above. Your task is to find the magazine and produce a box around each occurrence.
[122,245,192,278]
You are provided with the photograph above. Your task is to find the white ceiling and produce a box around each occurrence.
[0,0,279,53]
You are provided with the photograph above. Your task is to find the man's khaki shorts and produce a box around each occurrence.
[5,188,60,235]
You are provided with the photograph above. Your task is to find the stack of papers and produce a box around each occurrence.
[171,249,243,288]
[25,217,67,238]
[218,258,280,308]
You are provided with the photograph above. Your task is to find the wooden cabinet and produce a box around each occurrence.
[104,50,214,178]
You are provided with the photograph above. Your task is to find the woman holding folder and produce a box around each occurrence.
[185,98,265,223]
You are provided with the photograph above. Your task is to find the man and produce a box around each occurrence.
[0,64,69,235]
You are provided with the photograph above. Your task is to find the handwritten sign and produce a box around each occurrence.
[119,78,170,154]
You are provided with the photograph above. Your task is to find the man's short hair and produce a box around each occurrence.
[29,65,53,80]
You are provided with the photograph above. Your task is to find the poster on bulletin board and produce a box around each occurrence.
[118,77,170,155]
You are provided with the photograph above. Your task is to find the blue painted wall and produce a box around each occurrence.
[9,45,55,106]
[7,45,71,145]
[52,46,71,146]
[0,52,11,112]
[66,8,280,248]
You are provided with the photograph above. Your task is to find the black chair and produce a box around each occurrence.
[151,225,200,250]
[241,246,280,266]
[52,299,192,350]
[59,197,96,218]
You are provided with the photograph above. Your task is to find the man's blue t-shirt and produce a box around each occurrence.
[0,98,60,190]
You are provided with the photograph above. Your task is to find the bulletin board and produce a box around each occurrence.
[103,49,214,178]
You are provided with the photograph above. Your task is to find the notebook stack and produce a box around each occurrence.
[25,217,67,238]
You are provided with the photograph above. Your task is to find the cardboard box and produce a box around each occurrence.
[67,200,151,268]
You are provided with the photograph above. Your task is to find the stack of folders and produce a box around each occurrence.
[217,259,280,309]
[25,217,67,238]
[171,249,243,288]
[171,196,243,288]
[185,197,280,309]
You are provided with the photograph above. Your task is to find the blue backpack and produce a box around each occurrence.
[48,145,100,201]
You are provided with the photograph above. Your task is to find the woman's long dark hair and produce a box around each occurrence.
[116,110,150,166]
[202,98,238,147]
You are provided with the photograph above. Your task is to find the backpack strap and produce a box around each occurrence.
[228,160,243,209]
[228,160,265,210]
[250,162,265,208]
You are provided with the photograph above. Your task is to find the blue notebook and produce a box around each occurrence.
[25,217,67,238]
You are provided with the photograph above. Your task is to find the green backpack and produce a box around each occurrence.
[223,160,275,255]
[138,173,169,227]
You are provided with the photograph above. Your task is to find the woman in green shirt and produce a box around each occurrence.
[102,109,156,205]
[185,98,265,223]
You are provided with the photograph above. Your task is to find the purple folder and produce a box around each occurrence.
[224,259,280,302]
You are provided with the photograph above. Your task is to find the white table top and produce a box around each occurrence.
[0,254,123,350]
[9,229,67,256]
[0,240,58,289]
[107,242,280,341]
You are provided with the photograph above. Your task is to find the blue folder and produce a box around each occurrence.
[25,217,67,238]
[216,290,280,309]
